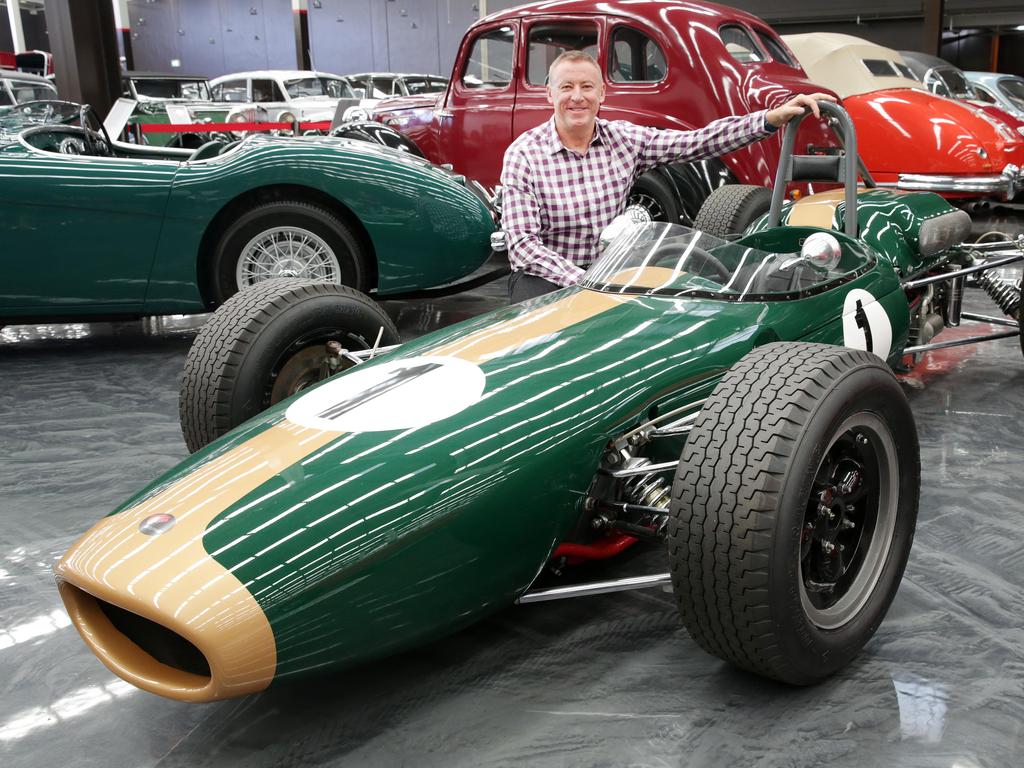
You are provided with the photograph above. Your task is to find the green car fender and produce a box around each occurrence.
[144,136,495,309]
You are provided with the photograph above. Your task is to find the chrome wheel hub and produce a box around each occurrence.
[237,226,341,288]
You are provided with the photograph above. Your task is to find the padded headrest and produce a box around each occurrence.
[789,155,843,182]
[918,209,971,257]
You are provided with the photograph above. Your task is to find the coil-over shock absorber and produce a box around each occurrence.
[977,271,1021,318]
[622,458,673,509]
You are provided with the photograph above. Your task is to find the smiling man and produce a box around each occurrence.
[500,50,834,302]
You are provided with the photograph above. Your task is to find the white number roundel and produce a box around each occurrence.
[285,355,486,433]
[842,289,892,360]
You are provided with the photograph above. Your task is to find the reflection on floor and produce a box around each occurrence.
[1,215,1023,768]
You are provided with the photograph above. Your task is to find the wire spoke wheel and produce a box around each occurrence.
[236,226,341,288]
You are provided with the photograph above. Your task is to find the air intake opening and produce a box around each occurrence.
[97,599,211,678]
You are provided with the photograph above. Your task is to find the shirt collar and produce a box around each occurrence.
[546,116,605,155]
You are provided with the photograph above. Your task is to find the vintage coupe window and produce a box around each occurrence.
[462,26,515,89]
[720,26,765,64]
[403,76,448,95]
[609,26,666,83]
[133,79,211,100]
[861,59,914,79]
[527,23,599,85]
[971,86,997,104]
[924,67,972,99]
[213,80,248,103]
[581,223,870,300]
[252,79,286,102]
[756,31,796,67]
[998,79,1024,111]
[284,77,353,99]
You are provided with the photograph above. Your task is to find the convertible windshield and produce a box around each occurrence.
[284,77,354,99]
[581,222,870,300]
[3,79,57,105]
[0,100,81,141]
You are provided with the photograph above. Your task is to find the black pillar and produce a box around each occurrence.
[294,4,311,70]
[922,0,945,56]
[46,0,121,117]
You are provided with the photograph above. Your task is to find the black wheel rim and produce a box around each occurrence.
[263,327,371,408]
[799,413,899,629]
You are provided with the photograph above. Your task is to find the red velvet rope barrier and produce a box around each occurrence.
[138,120,333,133]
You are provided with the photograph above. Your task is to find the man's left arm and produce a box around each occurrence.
[636,93,836,172]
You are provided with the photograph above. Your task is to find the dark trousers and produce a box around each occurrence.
[508,271,561,303]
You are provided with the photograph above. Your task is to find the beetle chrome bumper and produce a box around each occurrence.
[884,164,1022,199]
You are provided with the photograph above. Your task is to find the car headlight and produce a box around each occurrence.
[278,111,296,125]
[343,106,369,122]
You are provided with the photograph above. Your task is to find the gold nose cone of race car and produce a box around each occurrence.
[53,429,293,702]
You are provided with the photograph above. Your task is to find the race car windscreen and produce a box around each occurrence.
[581,222,869,300]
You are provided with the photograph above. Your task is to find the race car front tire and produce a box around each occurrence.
[179,278,399,453]
[667,342,919,685]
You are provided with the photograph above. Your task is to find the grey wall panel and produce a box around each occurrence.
[307,0,376,74]
[221,0,269,73]
[263,0,296,69]
[177,0,224,77]
[385,0,441,74]
[127,0,181,72]
[369,0,389,71]
[437,0,479,75]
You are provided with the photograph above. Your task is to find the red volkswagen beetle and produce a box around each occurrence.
[371,0,838,223]
[784,33,1024,202]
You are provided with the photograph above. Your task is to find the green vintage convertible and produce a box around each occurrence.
[0,101,496,323]
[55,104,1024,702]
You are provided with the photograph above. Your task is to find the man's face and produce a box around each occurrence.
[547,59,605,132]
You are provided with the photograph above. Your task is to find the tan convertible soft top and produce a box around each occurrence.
[783,33,926,99]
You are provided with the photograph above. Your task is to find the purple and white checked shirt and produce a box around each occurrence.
[500,112,775,286]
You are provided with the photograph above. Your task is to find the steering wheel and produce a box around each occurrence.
[650,243,732,282]
[77,104,112,156]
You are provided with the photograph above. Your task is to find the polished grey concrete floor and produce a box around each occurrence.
[2,230,1024,767]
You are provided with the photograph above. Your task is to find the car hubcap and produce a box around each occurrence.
[799,413,898,630]
[237,226,341,288]
[627,191,665,221]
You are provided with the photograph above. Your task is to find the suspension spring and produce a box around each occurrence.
[977,271,1021,318]
[623,458,673,509]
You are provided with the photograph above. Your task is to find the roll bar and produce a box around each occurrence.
[767,101,874,238]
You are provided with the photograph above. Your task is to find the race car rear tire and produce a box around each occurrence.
[666,342,919,685]
[211,200,369,304]
[179,278,399,453]
[692,184,772,239]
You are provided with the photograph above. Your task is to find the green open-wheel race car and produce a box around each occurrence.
[55,102,1024,702]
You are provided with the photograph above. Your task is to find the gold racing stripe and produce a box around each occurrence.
[56,419,339,702]
[56,288,631,701]
[787,188,847,229]
[433,289,631,364]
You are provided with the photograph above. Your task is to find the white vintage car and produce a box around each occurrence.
[209,69,373,126]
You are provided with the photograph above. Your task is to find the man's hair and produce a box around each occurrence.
[547,50,601,86]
